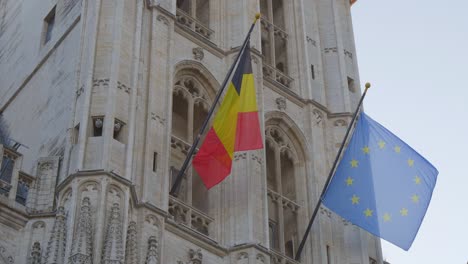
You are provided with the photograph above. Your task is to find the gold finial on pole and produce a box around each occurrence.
[365,82,371,92]
[254,13,261,22]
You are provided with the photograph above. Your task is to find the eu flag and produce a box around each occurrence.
[322,113,438,250]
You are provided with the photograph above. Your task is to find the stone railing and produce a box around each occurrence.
[0,179,11,197]
[263,63,294,89]
[260,18,288,40]
[176,8,214,41]
[171,135,191,155]
[15,172,34,205]
[168,196,213,236]
[267,189,300,213]
[270,250,300,264]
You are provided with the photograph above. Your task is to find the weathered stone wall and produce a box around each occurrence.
[0,0,384,264]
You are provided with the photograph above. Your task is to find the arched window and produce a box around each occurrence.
[260,0,288,74]
[265,125,301,259]
[170,75,211,214]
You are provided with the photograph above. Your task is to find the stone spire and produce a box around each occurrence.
[101,203,124,264]
[45,207,67,264]
[144,236,159,264]
[69,197,93,264]
[124,221,138,264]
[30,242,42,264]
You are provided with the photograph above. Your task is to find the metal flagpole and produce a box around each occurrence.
[294,83,371,261]
[169,13,261,196]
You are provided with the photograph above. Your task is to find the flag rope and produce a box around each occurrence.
[170,13,261,196]
[294,83,371,261]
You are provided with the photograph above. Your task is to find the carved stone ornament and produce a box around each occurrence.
[44,207,67,264]
[125,222,138,264]
[188,249,202,264]
[256,254,265,263]
[30,242,42,264]
[102,203,124,264]
[192,47,204,61]
[145,236,159,264]
[69,197,93,264]
[275,97,286,111]
[0,245,14,264]
[312,109,323,126]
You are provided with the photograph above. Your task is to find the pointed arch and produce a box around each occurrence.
[264,110,310,259]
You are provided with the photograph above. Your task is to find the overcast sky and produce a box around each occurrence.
[351,0,468,263]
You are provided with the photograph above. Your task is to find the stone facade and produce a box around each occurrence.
[0,0,384,263]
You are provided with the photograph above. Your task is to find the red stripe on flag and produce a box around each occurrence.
[193,128,232,189]
[234,111,263,151]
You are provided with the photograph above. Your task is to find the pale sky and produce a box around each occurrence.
[351,0,468,263]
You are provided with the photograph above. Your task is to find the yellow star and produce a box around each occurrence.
[383,213,391,222]
[408,159,415,167]
[364,208,373,217]
[414,176,422,185]
[378,140,386,149]
[346,176,354,186]
[362,146,370,154]
[400,208,408,216]
[351,195,360,205]
[411,194,420,203]
[350,159,358,168]
[394,146,401,153]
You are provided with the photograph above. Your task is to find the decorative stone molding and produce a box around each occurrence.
[101,203,124,264]
[275,97,287,111]
[76,86,84,97]
[320,206,332,218]
[192,47,204,61]
[31,242,42,264]
[237,252,248,263]
[234,153,247,161]
[344,49,353,59]
[306,36,317,47]
[32,221,45,229]
[145,236,159,264]
[38,161,54,171]
[151,112,166,125]
[92,78,110,89]
[125,222,138,264]
[256,254,265,263]
[333,119,347,127]
[157,14,170,26]
[312,109,323,127]
[188,249,202,264]
[145,214,159,227]
[117,81,131,94]
[324,47,338,53]
[69,197,93,264]
[0,245,14,264]
[251,154,263,165]
[44,207,67,264]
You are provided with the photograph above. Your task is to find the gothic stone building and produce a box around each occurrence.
[0,0,384,263]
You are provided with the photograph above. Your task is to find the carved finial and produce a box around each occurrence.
[192,47,204,61]
[145,236,159,264]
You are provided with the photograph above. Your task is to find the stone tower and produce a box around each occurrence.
[0,0,384,263]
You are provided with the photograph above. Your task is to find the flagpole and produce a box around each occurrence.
[294,83,371,261]
[170,13,261,196]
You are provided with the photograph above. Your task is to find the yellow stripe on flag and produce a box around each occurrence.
[212,84,240,159]
[238,73,257,112]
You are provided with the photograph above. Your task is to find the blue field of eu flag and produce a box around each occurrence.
[322,113,438,250]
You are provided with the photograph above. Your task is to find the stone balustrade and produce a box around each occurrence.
[263,63,294,89]
[176,8,214,41]
[168,196,213,236]
[270,250,300,264]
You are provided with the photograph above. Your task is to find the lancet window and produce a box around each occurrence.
[260,0,289,73]
[170,75,211,214]
[176,0,213,40]
[265,126,301,259]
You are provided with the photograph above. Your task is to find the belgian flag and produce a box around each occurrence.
[193,43,263,189]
